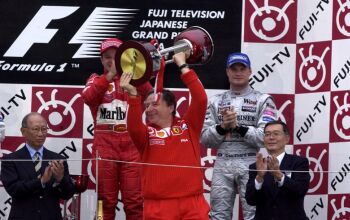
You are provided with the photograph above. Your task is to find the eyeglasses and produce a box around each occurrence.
[264,131,284,138]
[25,126,49,134]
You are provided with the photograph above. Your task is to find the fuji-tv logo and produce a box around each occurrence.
[3,6,138,58]
[245,0,296,43]
[32,87,84,138]
[295,144,328,194]
[296,42,331,93]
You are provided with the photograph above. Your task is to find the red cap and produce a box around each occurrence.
[100,38,123,55]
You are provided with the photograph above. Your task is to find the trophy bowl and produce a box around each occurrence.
[115,26,214,86]
[115,40,161,86]
[174,26,214,65]
[70,174,89,194]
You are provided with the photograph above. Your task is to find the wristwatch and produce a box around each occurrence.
[179,63,189,70]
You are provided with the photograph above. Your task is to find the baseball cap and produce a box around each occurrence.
[226,52,251,68]
[100,38,123,55]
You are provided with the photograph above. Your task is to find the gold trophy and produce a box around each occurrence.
[115,26,214,86]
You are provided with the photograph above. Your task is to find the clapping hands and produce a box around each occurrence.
[40,160,64,185]
[255,153,283,181]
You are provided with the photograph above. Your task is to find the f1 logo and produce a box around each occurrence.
[4,6,138,58]
[4,6,79,57]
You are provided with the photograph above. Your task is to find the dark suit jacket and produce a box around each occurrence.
[1,146,75,220]
[246,153,310,220]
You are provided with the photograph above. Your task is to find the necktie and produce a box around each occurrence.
[33,152,42,179]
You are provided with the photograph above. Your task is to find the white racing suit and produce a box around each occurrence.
[200,86,277,220]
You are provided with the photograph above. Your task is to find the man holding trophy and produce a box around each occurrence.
[120,51,210,219]
[86,26,213,219]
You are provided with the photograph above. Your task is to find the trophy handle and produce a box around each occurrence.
[115,26,214,86]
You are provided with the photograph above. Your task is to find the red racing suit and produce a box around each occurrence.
[82,72,152,220]
[127,70,210,219]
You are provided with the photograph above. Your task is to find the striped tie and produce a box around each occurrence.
[33,152,42,179]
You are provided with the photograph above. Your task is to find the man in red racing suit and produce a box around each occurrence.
[82,38,152,220]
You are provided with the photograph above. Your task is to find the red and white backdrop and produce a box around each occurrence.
[242,0,350,219]
[0,0,349,219]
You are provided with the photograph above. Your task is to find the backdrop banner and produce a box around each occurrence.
[242,1,350,220]
[1,0,349,220]
[0,0,241,89]
[0,0,242,219]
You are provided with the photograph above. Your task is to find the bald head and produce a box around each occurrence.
[21,112,47,128]
[21,112,48,150]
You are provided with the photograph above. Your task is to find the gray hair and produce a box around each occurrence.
[21,112,46,128]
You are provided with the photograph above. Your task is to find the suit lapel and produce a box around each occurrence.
[21,146,51,178]
[280,153,292,176]
[18,147,38,179]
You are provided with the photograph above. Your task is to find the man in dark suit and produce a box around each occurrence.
[246,120,310,220]
[1,112,75,220]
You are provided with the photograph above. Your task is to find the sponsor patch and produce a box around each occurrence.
[171,126,183,135]
[148,127,156,137]
[180,121,188,130]
[218,106,234,114]
[156,130,166,137]
[107,83,114,92]
[242,106,257,112]
[243,98,257,105]
[219,101,231,107]
[263,109,276,117]
[237,115,256,121]
[262,116,275,122]
[150,139,165,146]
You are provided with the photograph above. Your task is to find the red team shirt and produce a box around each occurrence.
[127,70,207,199]
[82,72,151,127]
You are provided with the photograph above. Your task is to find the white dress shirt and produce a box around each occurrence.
[255,152,286,190]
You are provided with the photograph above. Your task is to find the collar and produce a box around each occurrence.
[275,152,286,166]
[229,86,253,96]
[148,116,178,129]
[26,144,44,160]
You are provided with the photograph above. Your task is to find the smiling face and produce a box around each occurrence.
[100,47,117,72]
[144,93,174,128]
[264,123,290,156]
[226,63,251,90]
